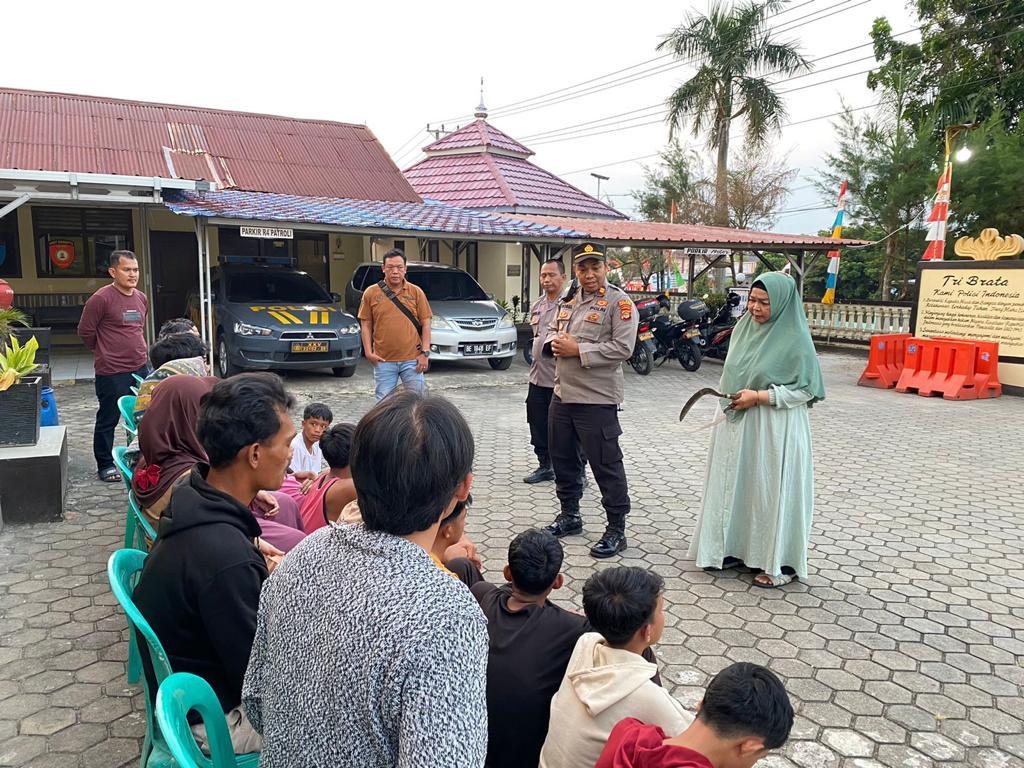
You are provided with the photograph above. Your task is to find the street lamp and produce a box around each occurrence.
[955,146,973,163]
[590,172,609,199]
[944,123,978,167]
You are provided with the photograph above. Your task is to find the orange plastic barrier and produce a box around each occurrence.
[932,337,1002,399]
[895,337,1001,400]
[858,333,912,389]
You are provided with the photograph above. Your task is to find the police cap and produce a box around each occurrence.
[571,242,606,265]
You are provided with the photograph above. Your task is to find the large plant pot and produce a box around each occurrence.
[0,376,41,447]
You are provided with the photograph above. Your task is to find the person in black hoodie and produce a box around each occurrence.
[133,371,296,754]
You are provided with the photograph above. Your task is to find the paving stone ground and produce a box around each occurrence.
[1,349,1023,768]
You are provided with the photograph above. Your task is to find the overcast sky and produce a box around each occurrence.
[5,0,916,234]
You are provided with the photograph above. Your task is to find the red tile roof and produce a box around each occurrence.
[0,87,421,202]
[421,119,532,156]
[514,215,870,250]
[406,117,625,220]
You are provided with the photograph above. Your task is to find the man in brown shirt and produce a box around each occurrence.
[357,249,432,400]
[77,250,151,482]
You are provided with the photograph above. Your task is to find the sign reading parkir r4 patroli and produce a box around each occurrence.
[913,260,1024,389]
[240,226,294,239]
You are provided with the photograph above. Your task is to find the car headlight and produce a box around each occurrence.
[339,325,360,335]
[234,321,272,337]
[497,313,514,329]
[431,315,456,330]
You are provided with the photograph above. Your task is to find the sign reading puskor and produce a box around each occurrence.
[240,226,294,240]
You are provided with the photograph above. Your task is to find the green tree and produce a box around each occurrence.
[658,0,810,226]
[632,141,700,222]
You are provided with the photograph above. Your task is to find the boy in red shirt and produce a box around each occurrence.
[596,662,793,768]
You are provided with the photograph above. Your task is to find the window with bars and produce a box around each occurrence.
[0,210,20,278]
[33,207,134,278]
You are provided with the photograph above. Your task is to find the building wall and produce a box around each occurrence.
[327,234,371,296]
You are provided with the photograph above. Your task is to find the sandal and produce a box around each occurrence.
[752,569,797,589]
[98,467,122,483]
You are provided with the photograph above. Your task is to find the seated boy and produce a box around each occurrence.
[133,372,296,754]
[539,567,692,768]
[298,423,357,533]
[596,662,794,768]
[431,494,483,586]
[133,332,209,423]
[158,317,200,337]
[289,403,332,481]
[471,528,589,768]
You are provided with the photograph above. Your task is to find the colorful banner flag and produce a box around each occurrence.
[821,180,848,304]
[921,163,952,261]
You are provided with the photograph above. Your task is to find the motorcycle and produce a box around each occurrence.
[628,302,657,375]
[693,292,742,364]
[637,294,707,371]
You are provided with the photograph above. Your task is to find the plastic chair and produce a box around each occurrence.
[133,373,146,386]
[108,549,171,768]
[112,445,135,495]
[156,673,258,768]
[118,395,138,440]
[107,551,260,768]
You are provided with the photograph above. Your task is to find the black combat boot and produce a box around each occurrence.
[590,516,627,558]
[545,501,583,537]
[523,463,555,484]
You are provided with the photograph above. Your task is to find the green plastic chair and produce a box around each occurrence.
[156,673,259,768]
[133,373,146,386]
[107,551,259,768]
[118,395,138,440]
[108,549,171,768]
[112,445,135,495]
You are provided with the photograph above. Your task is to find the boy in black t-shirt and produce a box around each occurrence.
[471,529,587,768]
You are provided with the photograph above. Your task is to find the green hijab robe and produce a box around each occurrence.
[720,271,826,418]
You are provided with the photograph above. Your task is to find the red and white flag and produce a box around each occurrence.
[921,163,952,261]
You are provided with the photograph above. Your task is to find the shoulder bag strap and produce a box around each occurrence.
[377,280,422,336]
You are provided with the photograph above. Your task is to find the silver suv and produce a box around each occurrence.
[345,262,517,369]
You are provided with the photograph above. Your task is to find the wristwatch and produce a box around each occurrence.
[418,348,430,358]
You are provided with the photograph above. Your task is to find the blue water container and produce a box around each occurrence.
[40,386,60,427]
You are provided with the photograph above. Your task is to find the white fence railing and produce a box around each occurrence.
[804,302,912,343]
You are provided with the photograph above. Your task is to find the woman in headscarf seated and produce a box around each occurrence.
[131,375,306,552]
[688,271,826,588]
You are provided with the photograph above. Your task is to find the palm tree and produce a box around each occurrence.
[659,0,810,227]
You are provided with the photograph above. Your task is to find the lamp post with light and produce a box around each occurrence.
[922,123,978,261]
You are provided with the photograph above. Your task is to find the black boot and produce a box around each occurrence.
[545,504,583,537]
[590,519,627,559]
[523,464,555,484]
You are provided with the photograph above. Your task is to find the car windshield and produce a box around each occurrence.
[226,270,331,303]
[360,265,487,301]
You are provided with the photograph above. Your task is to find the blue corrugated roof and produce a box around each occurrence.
[163,189,581,238]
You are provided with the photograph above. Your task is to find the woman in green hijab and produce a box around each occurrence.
[687,272,825,587]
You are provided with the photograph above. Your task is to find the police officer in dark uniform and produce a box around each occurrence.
[542,242,639,558]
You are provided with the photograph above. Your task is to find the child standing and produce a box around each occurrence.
[289,403,333,480]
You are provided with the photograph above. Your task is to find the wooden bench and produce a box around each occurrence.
[13,293,92,337]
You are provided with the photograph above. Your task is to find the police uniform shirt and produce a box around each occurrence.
[529,295,561,389]
[548,283,639,405]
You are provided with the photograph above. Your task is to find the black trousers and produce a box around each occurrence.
[93,366,149,471]
[548,396,630,529]
[525,382,554,466]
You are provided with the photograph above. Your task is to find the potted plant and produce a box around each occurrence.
[0,334,41,447]
[0,307,29,347]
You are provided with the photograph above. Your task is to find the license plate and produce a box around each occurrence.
[462,344,496,355]
[684,328,700,339]
[290,341,329,353]
[639,331,653,341]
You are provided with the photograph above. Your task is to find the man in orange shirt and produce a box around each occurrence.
[358,249,432,400]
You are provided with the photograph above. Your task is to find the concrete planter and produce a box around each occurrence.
[0,375,41,447]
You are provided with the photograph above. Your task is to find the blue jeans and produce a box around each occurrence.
[373,359,425,401]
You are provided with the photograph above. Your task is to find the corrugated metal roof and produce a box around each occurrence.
[163,189,579,239]
[405,152,626,219]
[0,87,421,203]
[514,215,870,250]
[422,119,533,156]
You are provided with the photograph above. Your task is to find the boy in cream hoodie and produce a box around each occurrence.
[540,567,693,768]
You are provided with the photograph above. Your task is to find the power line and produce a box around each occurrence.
[428,0,867,128]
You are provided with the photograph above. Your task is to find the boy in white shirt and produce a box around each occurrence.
[289,403,332,479]
[540,566,692,768]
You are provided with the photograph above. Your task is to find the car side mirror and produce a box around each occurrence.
[330,292,342,303]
